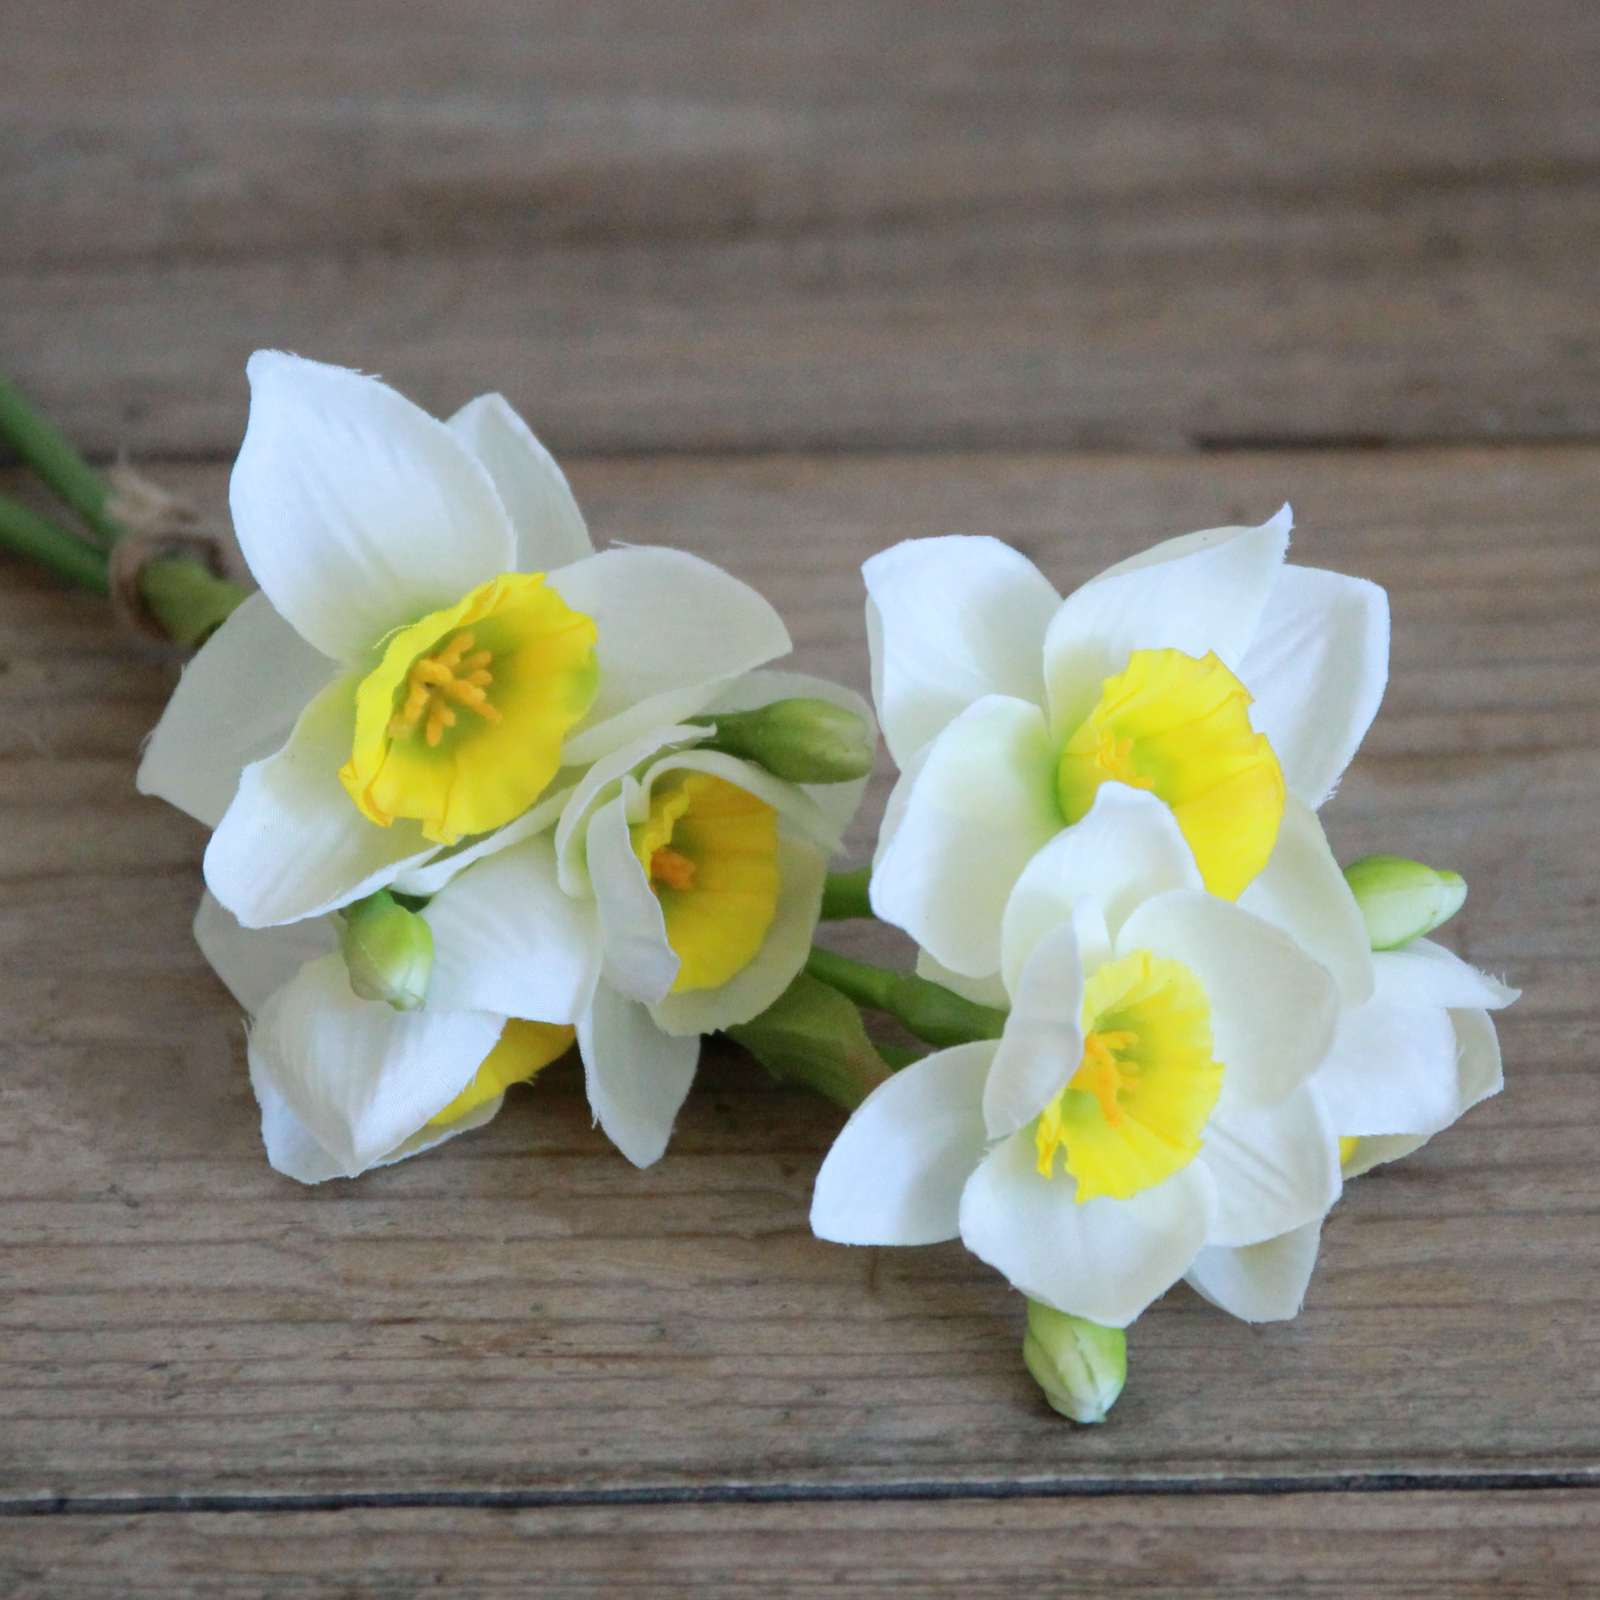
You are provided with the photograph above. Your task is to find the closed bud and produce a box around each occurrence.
[340,890,434,1011]
[692,698,874,784]
[1022,1300,1127,1424]
[1343,854,1467,951]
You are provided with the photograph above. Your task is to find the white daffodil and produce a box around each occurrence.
[865,508,1389,979]
[811,787,1354,1329]
[195,822,594,1181]
[138,352,789,929]
[200,670,871,1179]
[546,669,873,1166]
[1185,939,1517,1322]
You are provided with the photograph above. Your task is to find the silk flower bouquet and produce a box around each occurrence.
[0,354,1518,1423]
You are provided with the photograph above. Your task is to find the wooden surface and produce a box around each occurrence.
[6,1493,1600,1598]
[4,3,1599,1593]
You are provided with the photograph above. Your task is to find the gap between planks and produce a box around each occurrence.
[6,1468,1600,1520]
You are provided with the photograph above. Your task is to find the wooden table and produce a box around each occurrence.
[4,5,1598,1594]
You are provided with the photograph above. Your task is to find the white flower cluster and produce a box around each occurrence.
[141,351,1515,1394]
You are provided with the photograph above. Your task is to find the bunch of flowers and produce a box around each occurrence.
[0,354,1517,1421]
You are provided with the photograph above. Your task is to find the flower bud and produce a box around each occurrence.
[1022,1300,1127,1424]
[1343,854,1467,950]
[692,698,874,784]
[339,890,434,1011]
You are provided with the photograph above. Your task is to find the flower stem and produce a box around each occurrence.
[139,556,248,648]
[0,491,109,594]
[0,375,123,547]
[804,946,1007,1050]
[820,867,874,921]
[876,1042,923,1070]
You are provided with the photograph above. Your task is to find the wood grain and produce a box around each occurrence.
[5,1492,1599,1597]
[3,1,1598,456]
[2,448,1593,1504]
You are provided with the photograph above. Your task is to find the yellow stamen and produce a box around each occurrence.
[1069,1028,1139,1129]
[388,629,506,744]
[649,846,698,892]
[340,572,598,846]
[630,772,781,993]
[1034,950,1223,1204]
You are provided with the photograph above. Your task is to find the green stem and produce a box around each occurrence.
[877,1043,924,1070]
[139,556,248,648]
[0,492,110,593]
[805,946,1007,1050]
[820,867,874,921]
[0,375,122,546]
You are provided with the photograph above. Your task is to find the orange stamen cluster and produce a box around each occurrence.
[388,630,503,747]
[1070,1029,1139,1128]
[1088,729,1153,791]
[649,846,698,892]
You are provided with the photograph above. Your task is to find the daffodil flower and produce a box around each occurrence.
[864,509,1389,978]
[194,867,589,1182]
[548,669,873,1165]
[811,787,1352,1329]
[1183,939,1517,1322]
[199,669,871,1178]
[138,353,790,929]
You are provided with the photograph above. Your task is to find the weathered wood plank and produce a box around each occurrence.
[0,448,1594,1499]
[3,1,1598,454]
[5,1492,1600,1598]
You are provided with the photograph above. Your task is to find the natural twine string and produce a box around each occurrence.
[104,463,244,646]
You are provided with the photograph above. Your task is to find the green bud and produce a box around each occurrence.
[1343,854,1468,951]
[339,890,434,1011]
[690,698,874,784]
[1022,1300,1127,1424]
[726,973,896,1111]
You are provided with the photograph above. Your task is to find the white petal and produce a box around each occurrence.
[1453,1006,1505,1111]
[651,836,827,1037]
[636,747,844,856]
[577,981,699,1167]
[1186,1219,1323,1324]
[999,786,1201,993]
[193,893,337,1014]
[423,835,601,1024]
[1343,1133,1427,1178]
[863,535,1059,766]
[870,740,931,870]
[249,954,502,1172]
[136,591,336,828]
[984,919,1084,1140]
[1042,507,1290,737]
[230,352,516,663]
[1373,940,1520,1011]
[387,781,575,898]
[701,668,877,845]
[1198,1087,1340,1248]
[585,796,679,1005]
[914,950,1010,1009]
[550,548,790,767]
[1117,890,1339,1108]
[250,1059,357,1184]
[1239,797,1374,1007]
[552,725,711,896]
[1240,565,1389,806]
[204,676,438,928]
[447,393,591,571]
[959,1134,1216,1328]
[870,695,1062,977]
[810,1043,995,1246]
[251,1062,505,1185]
[1314,996,1462,1138]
